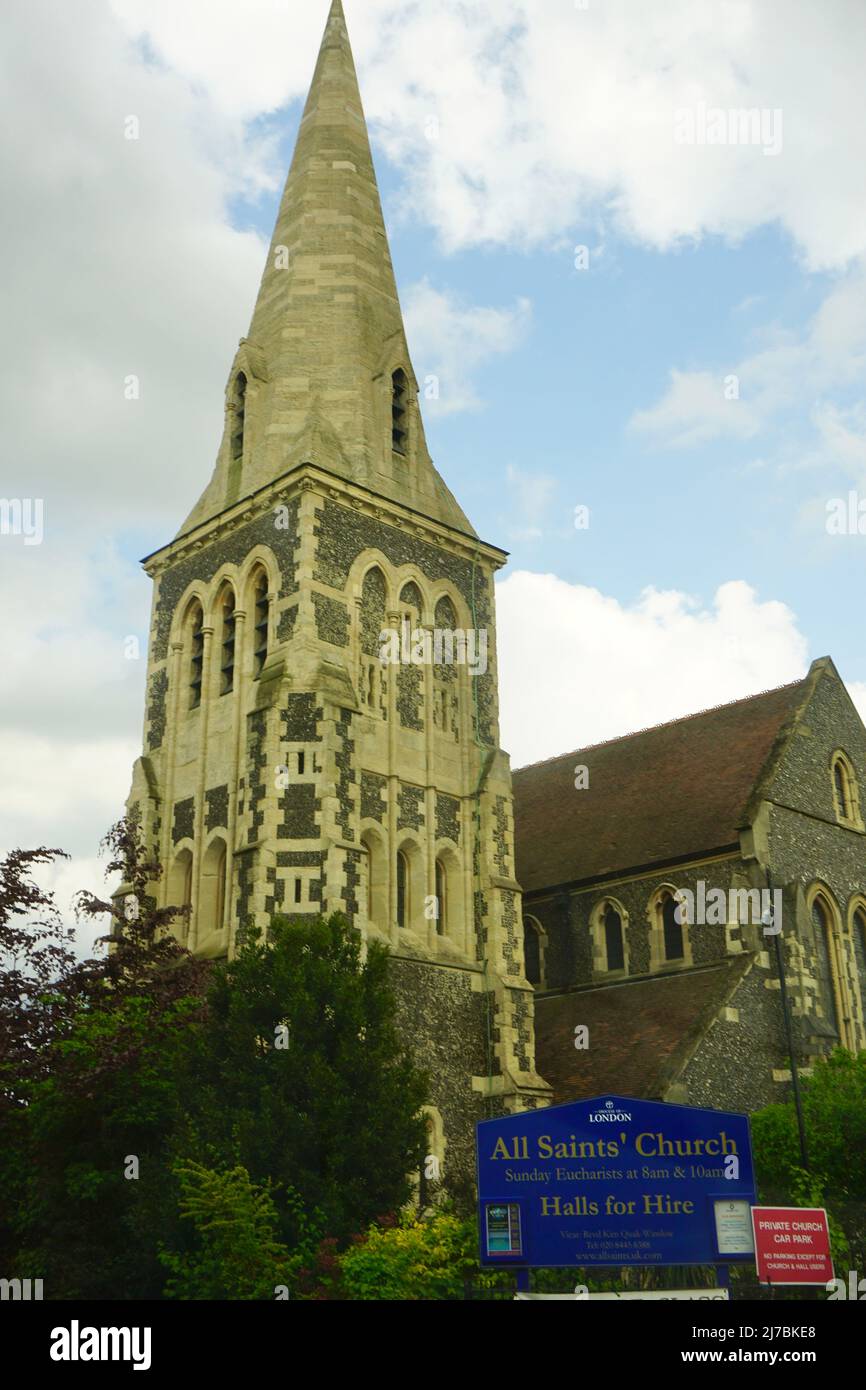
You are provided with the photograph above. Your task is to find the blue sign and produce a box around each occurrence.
[477,1095,757,1268]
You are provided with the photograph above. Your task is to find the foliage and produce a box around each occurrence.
[1,822,429,1298]
[0,819,209,1297]
[176,914,428,1252]
[11,992,206,1298]
[750,1048,866,1269]
[788,1167,850,1267]
[751,1049,866,1202]
[159,1161,319,1300]
[335,1209,506,1301]
[312,1210,646,1301]
[0,847,73,1117]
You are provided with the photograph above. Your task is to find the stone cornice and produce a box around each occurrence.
[143,462,509,578]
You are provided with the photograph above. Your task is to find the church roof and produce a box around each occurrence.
[513,674,812,893]
[534,958,751,1105]
[179,0,474,539]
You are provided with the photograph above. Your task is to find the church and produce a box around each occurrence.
[518,660,866,1120]
[125,0,866,1186]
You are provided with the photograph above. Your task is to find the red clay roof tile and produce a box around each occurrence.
[513,680,807,892]
[534,961,749,1104]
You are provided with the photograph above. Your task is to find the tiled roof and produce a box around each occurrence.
[513,679,808,893]
[534,960,750,1105]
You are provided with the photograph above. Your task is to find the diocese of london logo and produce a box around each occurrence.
[589,1099,632,1124]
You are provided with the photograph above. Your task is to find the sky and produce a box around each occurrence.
[2,0,865,945]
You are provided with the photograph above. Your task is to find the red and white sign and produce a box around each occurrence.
[751,1206,833,1285]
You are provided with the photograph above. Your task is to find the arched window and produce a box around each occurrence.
[831,753,861,827]
[188,602,204,710]
[392,369,409,454]
[435,596,457,628]
[231,372,247,463]
[167,848,193,945]
[198,838,229,958]
[400,581,423,620]
[360,567,387,654]
[523,917,542,986]
[362,830,387,928]
[812,895,841,1037]
[359,567,388,717]
[662,892,684,962]
[590,898,628,977]
[604,903,625,972]
[215,843,227,933]
[219,587,236,696]
[418,1107,445,1206]
[853,903,866,991]
[435,859,447,937]
[397,850,409,929]
[252,570,269,678]
[433,596,460,740]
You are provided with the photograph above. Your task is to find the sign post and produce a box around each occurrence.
[751,1206,833,1287]
[477,1095,757,1277]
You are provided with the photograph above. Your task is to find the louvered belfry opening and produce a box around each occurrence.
[189,605,204,710]
[253,572,269,678]
[220,589,236,696]
[231,373,247,462]
[392,368,408,454]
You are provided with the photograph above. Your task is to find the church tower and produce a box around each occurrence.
[127,0,550,1179]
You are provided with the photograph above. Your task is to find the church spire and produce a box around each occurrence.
[180,0,474,539]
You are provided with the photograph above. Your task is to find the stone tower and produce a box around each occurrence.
[127,0,550,1179]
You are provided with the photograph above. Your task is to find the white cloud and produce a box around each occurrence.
[107,0,341,121]
[0,0,269,948]
[501,465,558,542]
[1,0,271,535]
[631,266,866,454]
[497,572,811,766]
[0,532,148,944]
[849,682,866,725]
[0,730,133,852]
[377,0,866,268]
[403,280,531,416]
[0,731,136,945]
[631,368,764,448]
[0,540,148,741]
[39,854,115,961]
[811,401,866,484]
[104,0,866,268]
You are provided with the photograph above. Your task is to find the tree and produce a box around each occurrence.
[751,1049,866,1202]
[3,823,430,1298]
[2,820,209,1298]
[336,1209,493,1301]
[159,1161,313,1301]
[750,1048,866,1273]
[176,914,429,1253]
[0,847,72,1273]
[0,847,73,1115]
